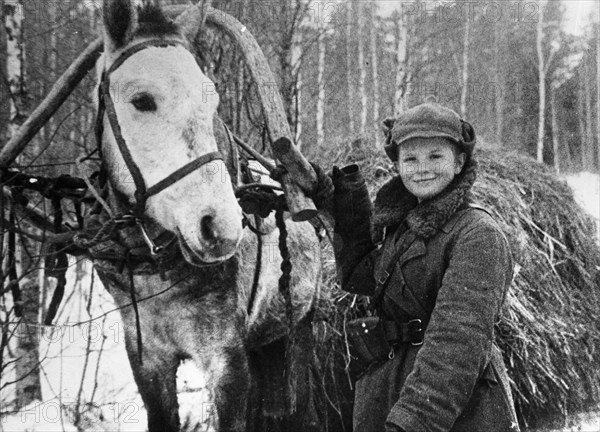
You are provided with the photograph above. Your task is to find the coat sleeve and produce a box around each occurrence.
[331,165,378,295]
[386,215,513,432]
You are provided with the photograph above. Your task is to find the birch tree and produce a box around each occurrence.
[357,1,367,135]
[393,9,409,116]
[4,0,42,408]
[460,7,470,117]
[345,1,354,133]
[0,0,7,143]
[494,21,505,143]
[316,16,325,148]
[596,13,599,173]
[535,0,547,162]
[550,85,560,172]
[273,0,310,129]
[584,58,594,171]
[292,26,303,148]
[370,4,380,140]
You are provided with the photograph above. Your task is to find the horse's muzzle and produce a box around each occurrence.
[176,225,241,266]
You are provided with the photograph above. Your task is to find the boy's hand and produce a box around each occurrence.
[303,162,334,212]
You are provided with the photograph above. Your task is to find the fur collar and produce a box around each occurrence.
[372,158,477,239]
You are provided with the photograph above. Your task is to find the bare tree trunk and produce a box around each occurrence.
[550,86,560,173]
[584,59,594,171]
[0,0,7,144]
[316,21,325,149]
[460,15,470,117]
[14,277,42,408]
[346,1,354,134]
[597,9,600,173]
[5,0,26,137]
[494,22,504,144]
[235,2,247,135]
[370,4,380,141]
[578,83,587,170]
[41,0,58,148]
[357,1,367,135]
[536,0,547,163]
[277,2,295,128]
[394,13,409,116]
[5,0,42,408]
[292,26,303,149]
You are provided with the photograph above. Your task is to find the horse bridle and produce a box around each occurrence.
[96,38,223,221]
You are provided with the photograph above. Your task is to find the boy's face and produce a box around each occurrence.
[397,137,466,202]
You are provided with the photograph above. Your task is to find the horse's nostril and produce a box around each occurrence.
[201,215,216,241]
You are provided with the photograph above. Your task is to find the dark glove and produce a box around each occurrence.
[330,164,376,292]
[331,164,372,236]
[306,162,334,213]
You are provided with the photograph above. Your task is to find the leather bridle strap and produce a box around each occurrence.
[145,151,222,198]
[98,38,223,217]
[106,38,187,76]
[101,76,148,212]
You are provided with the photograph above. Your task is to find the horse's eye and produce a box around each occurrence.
[131,93,157,112]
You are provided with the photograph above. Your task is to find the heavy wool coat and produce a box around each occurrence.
[331,159,520,432]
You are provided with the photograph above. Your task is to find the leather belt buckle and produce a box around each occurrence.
[408,319,424,346]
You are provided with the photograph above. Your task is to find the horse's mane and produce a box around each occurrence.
[135,4,180,38]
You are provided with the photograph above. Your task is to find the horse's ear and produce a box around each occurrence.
[103,0,138,52]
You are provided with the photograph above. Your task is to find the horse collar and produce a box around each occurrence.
[96,38,224,218]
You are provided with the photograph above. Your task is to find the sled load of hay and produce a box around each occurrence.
[312,140,600,429]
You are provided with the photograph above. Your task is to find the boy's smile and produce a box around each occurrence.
[397,137,466,202]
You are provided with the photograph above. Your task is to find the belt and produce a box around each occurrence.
[383,319,425,346]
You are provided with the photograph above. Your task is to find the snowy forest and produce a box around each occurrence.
[0,0,599,431]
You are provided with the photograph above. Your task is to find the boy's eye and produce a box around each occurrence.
[402,157,417,162]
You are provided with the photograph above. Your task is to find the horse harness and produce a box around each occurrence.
[1,37,299,338]
[94,37,224,257]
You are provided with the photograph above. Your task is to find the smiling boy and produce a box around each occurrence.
[308,103,521,432]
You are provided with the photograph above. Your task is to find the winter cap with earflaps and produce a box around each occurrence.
[383,103,477,162]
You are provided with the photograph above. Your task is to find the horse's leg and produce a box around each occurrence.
[123,333,180,432]
[285,315,321,432]
[246,352,264,432]
[249,315,321,432]
[210,344,250,432]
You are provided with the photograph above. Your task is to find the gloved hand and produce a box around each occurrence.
[331,164,372,236]
[329,164,376,293]
[306,162,334,213]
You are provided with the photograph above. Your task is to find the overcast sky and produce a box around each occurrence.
[375,0,598,35]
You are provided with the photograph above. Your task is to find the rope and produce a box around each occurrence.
[75,156,113,218]
[275,206,295,413]
[127,254,144,365]
[246,215,263,316]
[44,198,69,326]
[72,219,119,249]
[44,253,68,325]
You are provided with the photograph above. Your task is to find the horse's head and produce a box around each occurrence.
[99,0,242,265]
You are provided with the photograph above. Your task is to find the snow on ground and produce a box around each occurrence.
[1,263,214,432]
[565,171,600,241]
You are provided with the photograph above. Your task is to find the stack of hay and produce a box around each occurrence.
[311,143,600,430]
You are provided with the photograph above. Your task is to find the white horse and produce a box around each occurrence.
[92,1,322,430]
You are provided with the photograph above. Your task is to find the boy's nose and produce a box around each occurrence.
[417,162,431,174]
